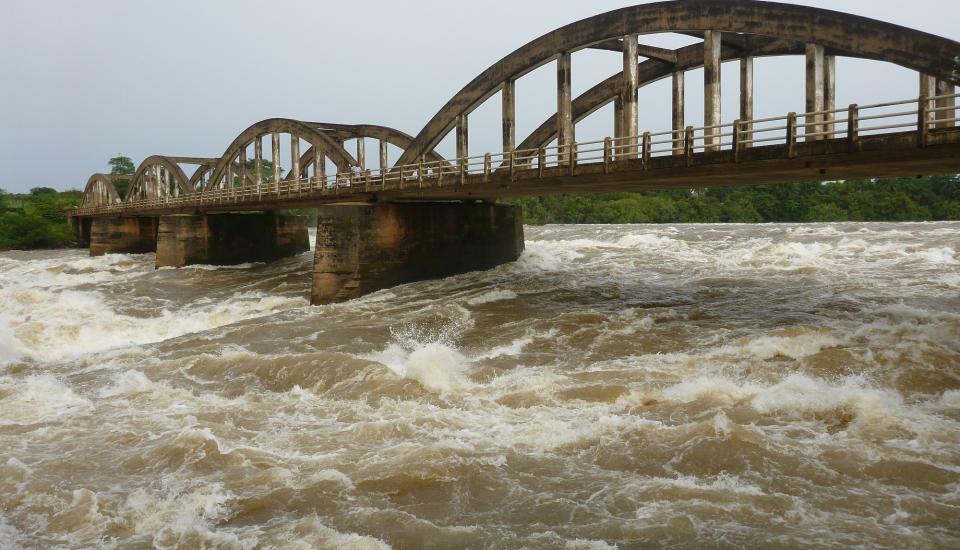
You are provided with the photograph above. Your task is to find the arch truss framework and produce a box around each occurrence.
[80,0,960,211]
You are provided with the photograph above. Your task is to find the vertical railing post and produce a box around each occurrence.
[484,153,492,182]
[603,137,612,173]
[918,95,930,148]
[847,104,859,152]
[642,131,651,170]
[537,148,546,178]
[733,119,742,162]
[509,150,516,182]
[787,112,798,158]
[684,126,694,167]
[417,157,424,189]
[459,155,466,187]
[254,137,263,196]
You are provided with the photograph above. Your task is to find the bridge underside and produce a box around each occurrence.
[77,204,525,305]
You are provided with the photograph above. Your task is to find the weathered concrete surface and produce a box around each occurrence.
[311,202,524,305]
[155,213,310,268]
[68,216,92,248]
[89,217,158,256]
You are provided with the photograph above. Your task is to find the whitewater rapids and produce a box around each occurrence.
[0,223,958,548]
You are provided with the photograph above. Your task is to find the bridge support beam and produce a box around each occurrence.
[740,56,753,148]
[672,70,685,155]
[89,216,158,256]
[311,202,524,305]
[621,34,639,158]
[806,44,826,141]
[155,212,309,268]
[557,51,574,162]
[935,79,956,129]
[704,30,722,151]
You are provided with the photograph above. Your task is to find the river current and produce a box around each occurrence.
[0,223,958,549]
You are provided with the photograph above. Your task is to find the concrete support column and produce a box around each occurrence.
[356,138,366,171]
[239,146,248,188]
[824,55,837,136]
[614,96,624,151]
[311,202,524,305]
[672,70,685,155]
[921,73,937,130]
[156,213,309,268]
[315,147,325,185]
[271,132,281,186]
[254,137,263,188]
[456,113,469,161]
[502,79,516,154]
[622,34,639,157]
[806,43,826,141]
[740,56,754,148]
[704,30,722,151]
[291,134,301,181]
[89,217,158,256]
[936,79,956,128]
[557,51,574,162]
[379,140,389,173]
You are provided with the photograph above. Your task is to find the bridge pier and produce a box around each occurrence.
[311,202,524,305]
[155,212,310,268]
[89,216,158,256]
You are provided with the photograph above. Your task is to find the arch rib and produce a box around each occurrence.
[396,0,960,166]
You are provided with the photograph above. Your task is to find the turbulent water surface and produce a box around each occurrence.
[0,223,958,549]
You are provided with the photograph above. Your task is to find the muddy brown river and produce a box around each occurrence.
[1,223,958,548]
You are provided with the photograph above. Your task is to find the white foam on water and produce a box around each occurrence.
[370,340,472,393]
[513,240,587,271]
[97,369,158,398]
[922,246,958,265]
[666,473,766,496]
[732,331,842,360]
[0,514,20,549]
[466,289,517,305]
[0,313,21,366]
[1,284,307,363]
[0,374,93,426]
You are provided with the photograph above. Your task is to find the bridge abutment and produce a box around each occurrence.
[311,202,524,305]
[155,212,310,268]
[89,216,158,256]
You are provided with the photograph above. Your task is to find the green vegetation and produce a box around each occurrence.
[109,155,135,197]
[507,175,960,225]
[0,187,82,249]
[244,159,282,183]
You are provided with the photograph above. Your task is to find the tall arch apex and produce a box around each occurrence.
[395,0,960,166]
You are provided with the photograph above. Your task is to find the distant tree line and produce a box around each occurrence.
[506,175,960,225]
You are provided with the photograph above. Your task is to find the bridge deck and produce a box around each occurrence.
[71,127,960,218]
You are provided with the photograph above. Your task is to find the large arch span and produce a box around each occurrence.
[80,0,960,211]
[395,0,960,165]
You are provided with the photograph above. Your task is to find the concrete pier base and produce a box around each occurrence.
[155,212,310,268]
[69,216,92,248]
[89,217,158,256]
[311,202,524,305]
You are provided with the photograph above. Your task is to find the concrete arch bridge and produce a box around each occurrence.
[69,0,960,304]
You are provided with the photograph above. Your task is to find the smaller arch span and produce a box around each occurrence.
[202,119,361,192]
[81,174,122,207]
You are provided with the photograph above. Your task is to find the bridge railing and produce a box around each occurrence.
[69,91,960,216]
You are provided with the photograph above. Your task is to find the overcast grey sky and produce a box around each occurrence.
[1,0,958,192]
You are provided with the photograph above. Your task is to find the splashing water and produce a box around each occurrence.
[0,223,958,548]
